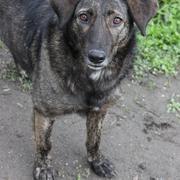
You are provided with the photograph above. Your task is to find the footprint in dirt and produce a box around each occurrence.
[142,114,173,137]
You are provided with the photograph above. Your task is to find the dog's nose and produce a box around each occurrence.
[88,50,106,64]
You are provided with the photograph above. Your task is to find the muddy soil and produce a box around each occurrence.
[0,48,180,180]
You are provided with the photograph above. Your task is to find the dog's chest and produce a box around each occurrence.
[33,68,110,115]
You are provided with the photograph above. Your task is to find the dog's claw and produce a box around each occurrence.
[33,166,57,180]
[89,157,117,178]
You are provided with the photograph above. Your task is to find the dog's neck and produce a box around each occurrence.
[46,22,136,108]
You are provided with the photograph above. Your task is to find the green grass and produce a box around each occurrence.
[1,63,32,91]
[167,95,180,114]
[0,40,4,49]
[76,174,81,180]
[134,0,180,78]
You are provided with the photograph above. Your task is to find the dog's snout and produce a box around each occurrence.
[88,50,106,64]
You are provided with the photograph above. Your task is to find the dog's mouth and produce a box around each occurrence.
[87,63,104,70]
[87,59,108,71]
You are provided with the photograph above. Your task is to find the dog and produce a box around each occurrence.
[0,0,158,179]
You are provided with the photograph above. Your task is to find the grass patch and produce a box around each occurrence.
[167,94,180,116]
[134,0,180,78]
[0,40,4,49]
[76,174,81,180]
[1,63,32,91]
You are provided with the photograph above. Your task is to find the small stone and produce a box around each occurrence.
[17,103,23,108]
[150,177,156,180]
[133,175,139,180]
[138,162,146,171]
[3,88,10,92]
[65,162,68,166]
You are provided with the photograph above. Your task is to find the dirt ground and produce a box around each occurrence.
[0,47,180,180]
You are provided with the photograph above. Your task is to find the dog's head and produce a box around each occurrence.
[50,0,158,72]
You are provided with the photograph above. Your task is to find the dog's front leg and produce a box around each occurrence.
[86,108,117,178]
[33,109,57,180]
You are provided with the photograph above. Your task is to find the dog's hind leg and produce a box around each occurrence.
[86,108,117,178]
[33,109,57,180]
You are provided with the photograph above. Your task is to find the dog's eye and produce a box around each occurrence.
[113,17,123,25]
[79,13,89,22]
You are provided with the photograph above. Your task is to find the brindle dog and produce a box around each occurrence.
[0,0,158,179]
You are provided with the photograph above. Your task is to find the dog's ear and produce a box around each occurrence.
[126,0,158,36]
[50,0,79,27]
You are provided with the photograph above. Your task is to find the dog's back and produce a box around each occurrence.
[0,0,54,74]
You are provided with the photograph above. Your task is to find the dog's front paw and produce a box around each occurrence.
[33,165,57,180]
[89,157,117,178]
